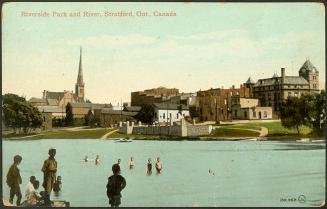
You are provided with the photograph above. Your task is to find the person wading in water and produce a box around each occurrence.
[106,164,126,207]
[6,155,23,206]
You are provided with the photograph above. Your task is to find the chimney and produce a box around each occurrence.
[281,68,285,83]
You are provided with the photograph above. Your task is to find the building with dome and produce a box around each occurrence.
[250,59,320,116]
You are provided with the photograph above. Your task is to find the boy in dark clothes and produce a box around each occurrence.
[6,155,23,206]
[106,164,126,207]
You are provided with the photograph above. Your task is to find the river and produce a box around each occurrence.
[2,139,325,207]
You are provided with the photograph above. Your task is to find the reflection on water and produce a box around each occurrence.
[2,139,325,207]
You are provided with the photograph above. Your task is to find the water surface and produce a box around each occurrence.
[2,139,325,207]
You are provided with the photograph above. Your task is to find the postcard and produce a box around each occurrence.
[2,2,325,207]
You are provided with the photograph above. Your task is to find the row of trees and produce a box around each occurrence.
[2,94,43,133]
[280,90,326,136]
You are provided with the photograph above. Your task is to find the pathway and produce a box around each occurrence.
[100,129,118,139]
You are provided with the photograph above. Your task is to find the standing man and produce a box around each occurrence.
[106,164,126,207]
[41,148,57,206]
[6,155,23,206]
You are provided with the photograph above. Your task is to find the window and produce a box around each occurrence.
[253,111,256,118]
[163,113,165,119]
[176,113,179,119]
[264,111,267,118]
[244,111,247,118]
[234,110,237,117]
[169,113,172,119]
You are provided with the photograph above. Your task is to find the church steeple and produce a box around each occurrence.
[77,47,84,85]
[75,46,85,102]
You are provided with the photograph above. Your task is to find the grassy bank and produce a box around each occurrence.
[211,127,259,137]
[225,121,312,137]
[3,128,114,140]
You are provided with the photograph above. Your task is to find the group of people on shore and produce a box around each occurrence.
[6,148,60,206]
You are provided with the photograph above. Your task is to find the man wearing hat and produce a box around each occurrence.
[41,148,57,206]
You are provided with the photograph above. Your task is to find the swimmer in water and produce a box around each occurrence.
[95,155,100,165]
[128,157,134,169]
[155,157,162,174]
[146,158,152,175]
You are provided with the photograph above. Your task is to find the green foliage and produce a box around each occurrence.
[280,97,306,136]
[65,102,74,126]
[135,104,155,124]
[280,91,326,136]
[2,93,42,133]
[84,110,95,126]
[301,90,326,135]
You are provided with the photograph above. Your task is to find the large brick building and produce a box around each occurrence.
[252,59,320,115]
[131,87,179,106]
[196,84,251,122]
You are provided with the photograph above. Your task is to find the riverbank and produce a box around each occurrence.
[2,121,324,141]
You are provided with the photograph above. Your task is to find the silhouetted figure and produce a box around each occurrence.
[42,148,57,206]
[6,155,23,206]
[106,164,126,207]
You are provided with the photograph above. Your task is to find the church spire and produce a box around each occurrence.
[75,46,85,102]
[77,46,84,85]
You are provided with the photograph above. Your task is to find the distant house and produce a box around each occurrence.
[231,95,272,120]
[71,103,112,118]
[153,103,189,123]
[95,108,138,127]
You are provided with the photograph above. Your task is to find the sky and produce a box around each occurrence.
[2,2,325,105]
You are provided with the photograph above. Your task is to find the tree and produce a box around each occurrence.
[2,93,42,133]
[65,102,74,126]
[84,109,95,126]
[135,104,155,124]
[280,97,306,136]
[301,90,326,135]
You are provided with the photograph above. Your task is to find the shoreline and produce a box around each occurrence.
[2,135,325,142]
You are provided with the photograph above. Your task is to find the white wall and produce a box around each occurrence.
[155,109,190,123]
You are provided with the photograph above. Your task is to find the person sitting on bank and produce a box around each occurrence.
[25,176,36,199]
[6,155,23,206]
[128,157,134,169]
[146,158,152,175]
[155,157,162,174]
[106,164,127,207]
[25,180,43,206]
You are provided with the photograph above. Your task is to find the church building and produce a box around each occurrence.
[40,47,85,108]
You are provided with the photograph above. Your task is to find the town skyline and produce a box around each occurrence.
[2,2,325,104]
